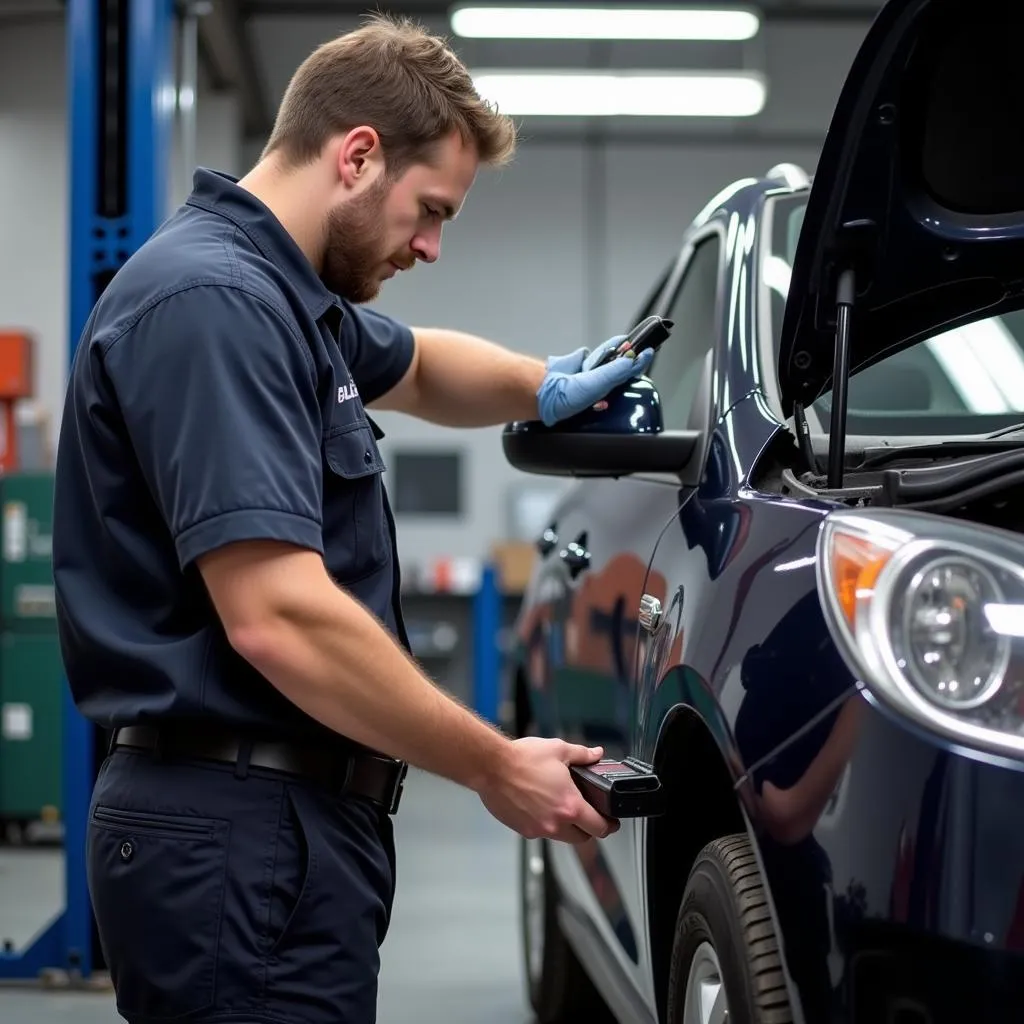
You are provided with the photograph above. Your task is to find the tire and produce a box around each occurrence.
[667,834,794,1024]
[519,836,614,1023]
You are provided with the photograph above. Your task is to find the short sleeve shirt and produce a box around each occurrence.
[53,168,414,743]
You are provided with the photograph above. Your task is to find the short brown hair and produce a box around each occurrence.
[263,13,517,174]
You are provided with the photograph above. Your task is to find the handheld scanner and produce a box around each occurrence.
[570,757,666,818]
[594,315,674,368]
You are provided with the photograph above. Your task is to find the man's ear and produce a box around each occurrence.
[337,126,383,189]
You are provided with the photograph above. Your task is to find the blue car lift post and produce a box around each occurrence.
[0,0,175,982]
[473,565,501,725]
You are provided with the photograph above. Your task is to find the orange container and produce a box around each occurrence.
[0,331,33,400]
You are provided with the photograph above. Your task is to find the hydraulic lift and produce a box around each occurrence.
[0,0,176,982]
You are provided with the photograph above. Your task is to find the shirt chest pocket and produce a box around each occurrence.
[322,421,390,585]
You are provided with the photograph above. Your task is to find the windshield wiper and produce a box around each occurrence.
[987,421,1024,439]
[858,438,1024,469]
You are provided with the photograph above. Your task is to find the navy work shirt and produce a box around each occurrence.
[53,168,414,744]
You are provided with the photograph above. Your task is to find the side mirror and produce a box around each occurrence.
[502,376,702,479]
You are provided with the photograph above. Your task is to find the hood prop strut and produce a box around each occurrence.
[828,268,856,489]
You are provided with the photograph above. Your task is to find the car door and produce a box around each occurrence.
[627,227,726,1003]
[545,227,726,1011]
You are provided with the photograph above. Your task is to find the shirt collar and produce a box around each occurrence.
[186,167,340,322]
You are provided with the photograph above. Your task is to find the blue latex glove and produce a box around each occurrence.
[537,337,655,427]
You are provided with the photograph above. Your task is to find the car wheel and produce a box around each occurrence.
[667,834,793,1024]
[519,836,614,1023]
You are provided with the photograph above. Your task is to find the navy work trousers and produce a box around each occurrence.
[86,747,397,1024]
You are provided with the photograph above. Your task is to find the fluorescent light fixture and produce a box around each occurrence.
[472,70,766,117]
[450,5,761,41]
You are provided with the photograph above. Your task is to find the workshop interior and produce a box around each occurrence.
[8,1,1024,1023]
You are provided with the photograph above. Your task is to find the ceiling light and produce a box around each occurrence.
[472,71,767,117]
[450,5,761,41]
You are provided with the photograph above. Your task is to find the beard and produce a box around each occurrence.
[321,174,393,304]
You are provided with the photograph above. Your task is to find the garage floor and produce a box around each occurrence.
[0,770,533,1024]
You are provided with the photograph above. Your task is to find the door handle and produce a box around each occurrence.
[559,539,591,579]
[639,594,663,632]
[536,526,558,556]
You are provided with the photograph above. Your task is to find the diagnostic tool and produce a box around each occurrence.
[571,757,666,818]
[594,315,674,368]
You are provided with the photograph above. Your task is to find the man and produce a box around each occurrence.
[52,13,653,1024]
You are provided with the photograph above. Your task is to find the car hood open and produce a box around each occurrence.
[776,0,1024,415]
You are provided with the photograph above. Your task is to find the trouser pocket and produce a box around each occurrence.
[87,804,230,1021]
[262,786,394,1024]
[266,787,312,957]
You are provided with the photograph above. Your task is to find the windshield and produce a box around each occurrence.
[765,193,1024,437]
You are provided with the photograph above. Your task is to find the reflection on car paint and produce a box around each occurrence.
[575,837,640,964]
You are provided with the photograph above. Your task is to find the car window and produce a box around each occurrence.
[765,194,1024,436]
[649,235,720,431]
[632,265,672,322]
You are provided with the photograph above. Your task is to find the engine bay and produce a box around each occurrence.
[760,434,1024,533]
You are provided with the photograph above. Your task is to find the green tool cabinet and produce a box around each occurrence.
[0,472,56,630]
[0,471,62,837]
[0,632,62,821]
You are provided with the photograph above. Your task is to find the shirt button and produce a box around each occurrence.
[364,451,373,464]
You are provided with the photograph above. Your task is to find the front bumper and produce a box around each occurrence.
[753,698,1024,1024]
[841,922,1024,1024]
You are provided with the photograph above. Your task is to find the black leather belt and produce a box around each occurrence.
[110,724,408,815]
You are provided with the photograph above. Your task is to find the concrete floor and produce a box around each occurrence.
[0,770,533,1024]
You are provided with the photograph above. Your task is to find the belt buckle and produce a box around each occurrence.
[387,761,409,815]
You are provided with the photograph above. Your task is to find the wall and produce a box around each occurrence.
[167,92,244,213]
[0,16,243,449]
[0,19,68,448]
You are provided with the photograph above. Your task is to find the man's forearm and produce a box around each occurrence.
[237,572,514,790]
[402,327,546,426]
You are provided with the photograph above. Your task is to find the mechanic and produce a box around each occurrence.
[51,13,653,1024]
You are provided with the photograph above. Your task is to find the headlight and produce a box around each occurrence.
[817,508,1024,765]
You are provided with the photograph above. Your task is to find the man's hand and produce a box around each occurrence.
[476,736,620,844]
[536,338,655,427]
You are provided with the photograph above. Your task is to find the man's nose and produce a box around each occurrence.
[411,231,440,264]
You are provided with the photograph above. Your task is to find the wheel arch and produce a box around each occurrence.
[511,663,532,737]
[646,704,804,1024]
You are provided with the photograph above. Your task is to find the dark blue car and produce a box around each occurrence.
[501,2,1024,1022]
